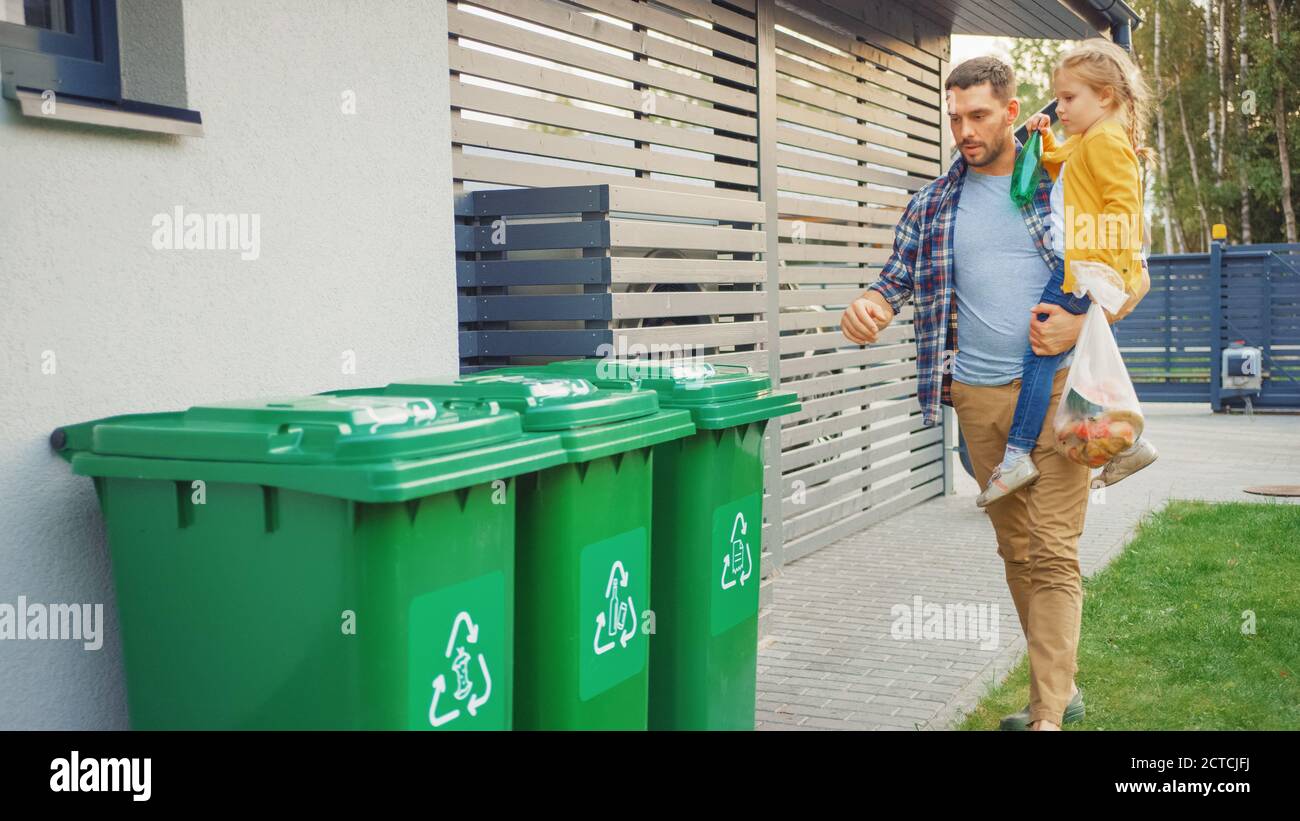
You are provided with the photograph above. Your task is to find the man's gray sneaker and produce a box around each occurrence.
[999,687,1085,731]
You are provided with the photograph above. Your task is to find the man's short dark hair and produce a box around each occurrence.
[945,56,1016,102]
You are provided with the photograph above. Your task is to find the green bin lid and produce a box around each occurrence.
[327,374,695,463]
[52,394,567,502]
[386,374,657,432]
[493,360,802,430]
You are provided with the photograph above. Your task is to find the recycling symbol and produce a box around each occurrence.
[720,512,753,590]
[428,610,492,727]
[593,560,638,656]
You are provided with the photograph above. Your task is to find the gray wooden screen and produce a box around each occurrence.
[770,1,947,563]
[447,0,950,594]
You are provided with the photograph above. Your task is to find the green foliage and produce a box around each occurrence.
[1008,38,1069,120]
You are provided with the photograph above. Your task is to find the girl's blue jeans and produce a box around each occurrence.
[1005,258,1092,453]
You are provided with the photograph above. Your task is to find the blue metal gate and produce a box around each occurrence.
[1116,242,1300,409]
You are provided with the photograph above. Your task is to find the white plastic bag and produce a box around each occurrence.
[1053,261,1144,468]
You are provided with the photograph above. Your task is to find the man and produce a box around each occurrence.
[839,56,1147,731]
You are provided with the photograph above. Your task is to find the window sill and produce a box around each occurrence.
[9,85,203,137]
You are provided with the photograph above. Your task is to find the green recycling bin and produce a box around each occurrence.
[501,359,800,729]
[52,393,565,730]
[327,375,696,729]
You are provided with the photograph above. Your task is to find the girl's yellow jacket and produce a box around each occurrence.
[1040,118,1146,300]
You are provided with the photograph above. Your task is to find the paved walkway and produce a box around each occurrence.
[755,403,1300,730]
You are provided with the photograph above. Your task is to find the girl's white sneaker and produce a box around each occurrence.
[976,457,1040,508]
[1091,438,1158,488]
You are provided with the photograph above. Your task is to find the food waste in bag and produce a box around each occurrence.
[1053,260,1144,468]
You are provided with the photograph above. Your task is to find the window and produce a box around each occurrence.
[0,0,121,101]
[2,1,70,31]
[1,0,201,135]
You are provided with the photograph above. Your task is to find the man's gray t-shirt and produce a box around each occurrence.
[952,167,1071,385]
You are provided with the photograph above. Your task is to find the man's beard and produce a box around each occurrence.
[965,132,1009,168]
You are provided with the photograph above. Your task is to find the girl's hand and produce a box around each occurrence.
[1025,113,1051,135]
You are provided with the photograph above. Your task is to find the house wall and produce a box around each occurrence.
[0,0,455,728]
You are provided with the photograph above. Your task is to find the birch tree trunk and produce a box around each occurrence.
[1177,78,1213,249]
[1217,0,1227,178]
[1266,0,1297,242]
[1238,0,1252,243]
[1154,5,1182,253]
[1205,0,1219,181]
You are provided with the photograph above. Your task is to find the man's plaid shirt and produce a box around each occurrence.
[867,139,1060,428]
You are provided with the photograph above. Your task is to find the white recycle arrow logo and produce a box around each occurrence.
[429,610,492,727]
[720,512,753,590]
[594,560,637,656]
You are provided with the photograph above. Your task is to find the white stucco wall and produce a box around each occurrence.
[0,0,455,728]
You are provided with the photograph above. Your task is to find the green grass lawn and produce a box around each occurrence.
[959,500,1300,730]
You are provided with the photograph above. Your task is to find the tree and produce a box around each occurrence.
[1237,0,1252,242]
[1264,0,1297,241]
[1135,0,1296,246]
[1153,2,1186,251]
[1007,38,1068,119]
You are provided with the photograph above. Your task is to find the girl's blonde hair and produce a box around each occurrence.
[1054,39,1154,165]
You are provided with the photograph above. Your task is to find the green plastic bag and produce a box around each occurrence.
[1010,130,1042,207]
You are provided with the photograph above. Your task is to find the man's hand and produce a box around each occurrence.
[842,294,894,345]
[1028,303,1086,355]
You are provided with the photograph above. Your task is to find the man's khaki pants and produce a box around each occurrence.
[951,365,1091,726]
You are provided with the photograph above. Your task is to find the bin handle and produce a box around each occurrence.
[442,398,501,415]
[698,363,752,376]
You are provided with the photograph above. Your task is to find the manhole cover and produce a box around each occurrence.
[1243,485,1300,497]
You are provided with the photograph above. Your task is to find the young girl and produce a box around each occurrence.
[976,39,1159,508]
